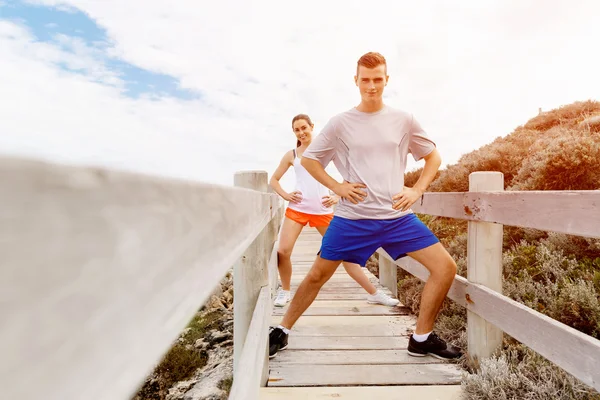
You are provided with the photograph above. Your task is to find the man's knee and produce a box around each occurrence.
[438,257,457,280]
[306,259,338,285]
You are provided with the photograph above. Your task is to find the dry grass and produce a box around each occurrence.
[398,100,600,399]
[463,344,600,400]
[406,100,600,192]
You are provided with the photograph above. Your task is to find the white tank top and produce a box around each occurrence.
[287,149,334,215]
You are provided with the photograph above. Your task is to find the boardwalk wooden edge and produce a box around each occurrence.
[411,191,600,239]
[0,156,278,400]
[229,286,271,400]
[380,251,600,391]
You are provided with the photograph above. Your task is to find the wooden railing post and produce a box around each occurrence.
[379,256,397,298]
[233,171,270,377]
[267,189,283,299]
[467,171,504,362]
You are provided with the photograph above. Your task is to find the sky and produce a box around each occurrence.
[1,0,599,191]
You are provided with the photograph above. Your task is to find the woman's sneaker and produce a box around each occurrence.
[407,332,462,360]
[366,290,400,306]
[269,326,289,358]
[273,289,291,307]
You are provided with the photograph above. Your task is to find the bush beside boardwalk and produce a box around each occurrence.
[396,101,600,399]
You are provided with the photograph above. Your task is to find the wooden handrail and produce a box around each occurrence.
[0,157,281,400]
[411,190,600,239]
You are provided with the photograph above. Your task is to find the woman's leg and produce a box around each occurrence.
[277,216,305,291]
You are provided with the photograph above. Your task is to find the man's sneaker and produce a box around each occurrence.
[366,290,400,306]
[407,332,462,360]
[273,289,290,307]
[269,326,289,358]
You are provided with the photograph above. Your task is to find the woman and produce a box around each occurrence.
[269,113,400,307]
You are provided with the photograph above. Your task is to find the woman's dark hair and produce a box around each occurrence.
[292,114,313,147]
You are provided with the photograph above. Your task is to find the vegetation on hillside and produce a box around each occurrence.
[401,101,600,399]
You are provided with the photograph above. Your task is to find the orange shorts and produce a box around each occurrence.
[285,208,334,228]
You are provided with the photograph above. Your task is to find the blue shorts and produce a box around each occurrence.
[319,213,439,267]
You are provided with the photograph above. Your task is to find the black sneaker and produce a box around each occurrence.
[407,332,462,360]
[269,326,289,359]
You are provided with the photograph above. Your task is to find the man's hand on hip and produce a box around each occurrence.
[392,187,423,211]
[333,181,367,204]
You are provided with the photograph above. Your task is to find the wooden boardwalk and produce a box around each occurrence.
[261,227,463,399]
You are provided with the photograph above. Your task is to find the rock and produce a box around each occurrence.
[195,339,209,350]
[222,320,233,331]
[206,295,224,311]
[167,347,233,400]
[206,329,232,346]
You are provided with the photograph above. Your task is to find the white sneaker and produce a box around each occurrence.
[274,289,291,307]
[367,290,400,306]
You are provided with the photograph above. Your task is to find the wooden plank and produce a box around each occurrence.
[285,336,409,350]
[260,386,463,399]
[0,157,281,400]
[290,276,377,284]
[273,305,410,316]
[271,316,415,337]
[290,270,373,277]
[268,364,462,386]
[289,281,377,288]
[384,253,600,392]
[305,293,380,300]
[291,286,391,294]
[230,287,271,400]
[411,191,600,239]
[269,349,446,365]
[274,300,402,308]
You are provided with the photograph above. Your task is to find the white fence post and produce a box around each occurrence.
[233,171,270,377]
[467,171,504,362]
[378,256,397,298]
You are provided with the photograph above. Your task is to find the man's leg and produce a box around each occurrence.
[279,256,341,329]
[270,256,341,358]
[407,242,457,334]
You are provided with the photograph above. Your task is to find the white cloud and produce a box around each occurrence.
[2,0,600,191]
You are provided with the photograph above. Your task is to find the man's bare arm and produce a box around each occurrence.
[413,148,442,194]
[392,148,441,211]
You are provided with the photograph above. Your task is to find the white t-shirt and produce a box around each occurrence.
[287,150,334,215]
[302,106,436,220]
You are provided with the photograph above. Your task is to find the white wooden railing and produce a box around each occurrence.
[229,171,283,400]
[377,171,600,391]
[3,157,599,399]
[0,158,283,400]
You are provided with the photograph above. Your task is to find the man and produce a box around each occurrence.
[269,52,461,360]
